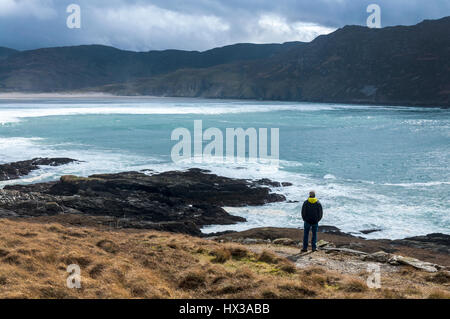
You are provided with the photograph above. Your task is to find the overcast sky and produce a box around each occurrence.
[0,0,448,51]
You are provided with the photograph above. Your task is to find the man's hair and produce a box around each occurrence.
[309,190,316,198]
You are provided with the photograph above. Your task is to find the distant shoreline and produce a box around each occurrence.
[0,92,448,108]
[0,92,142,99]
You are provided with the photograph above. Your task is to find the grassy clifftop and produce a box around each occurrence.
[0,216,448,299]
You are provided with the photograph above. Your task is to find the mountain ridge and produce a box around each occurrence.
[97,16,449,106]
[0,42,302,92]
[0,17,449,106]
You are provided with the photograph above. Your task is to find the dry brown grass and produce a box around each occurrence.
[210,248,232,264]
[427,290,450,299]
[257,250,280,264]
[0,218,448,299]
[425,271,450,285]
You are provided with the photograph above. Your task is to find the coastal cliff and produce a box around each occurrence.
[0,17,448,106]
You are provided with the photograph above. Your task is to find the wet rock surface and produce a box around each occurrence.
[391,233,450,254]
[360,229,382,235]
[0,158,78,181]
[0,168,286,236]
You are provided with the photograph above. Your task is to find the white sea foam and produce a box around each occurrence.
[382,181,450,187]
[0,99,448,239]
[1,135,448,239]
[0,137,162,188]
[145,155,449,239]
[1,99,438,125]
[0,103,333,124]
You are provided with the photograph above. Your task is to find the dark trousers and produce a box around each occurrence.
[303,221,319,250]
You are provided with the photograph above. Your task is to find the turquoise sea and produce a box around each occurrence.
[0,96,448,239]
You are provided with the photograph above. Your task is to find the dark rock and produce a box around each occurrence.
[0,208,18,218]
[0,158,78,181]
[255,178,281,187]
[0,168,286,236]
[273,238,296,246]
[204,230,238,237]
[254,179,292,188]
[392,233,450,255]
[360,229,382,234]
[318,225,353,237]
[342,242,364,250]
[402,233,450,246]
[362,251,392,263]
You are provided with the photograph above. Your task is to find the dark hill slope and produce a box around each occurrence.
[99,17,450,106]
[0,47,18,60]
[0,42,301,92]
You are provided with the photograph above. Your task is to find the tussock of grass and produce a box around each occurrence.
[88,264,106,279]
[210,248,231,264]
[304,267,326,276]
[179,272,206,290]
[341,279,368,293]
[427,290,450,299]
[210,245,250,263]
[257,250,280,264]
[261,289,279,299]
[278,283,317,297]
[96,240,118,254]
[425,271,450,284]
[278,261,297,274]
[234,267,255,279]
[226,245,249,260]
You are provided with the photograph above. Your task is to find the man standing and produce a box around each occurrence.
[301,191,323,252]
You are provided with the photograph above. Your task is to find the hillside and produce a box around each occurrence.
[0,42,300,92]
[0,47,18,60]
[98,17,450,106]
[0,17,448,106]
[0,216,448,299]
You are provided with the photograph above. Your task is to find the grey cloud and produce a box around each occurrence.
[0,0,448,51]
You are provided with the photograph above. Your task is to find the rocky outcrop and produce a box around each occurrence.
[322,248,444,273]
[215,227,450,267]
[272,238,295,246]
[0,158,78,181]
[392,233,450,255]
[0,168,287,236]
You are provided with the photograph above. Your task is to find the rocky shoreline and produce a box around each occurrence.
[213,227,450,267]
[0,158,449,266]
[0,159,285,236]
[0,158,78,181]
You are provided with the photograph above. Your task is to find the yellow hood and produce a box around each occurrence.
[308,197,318,204]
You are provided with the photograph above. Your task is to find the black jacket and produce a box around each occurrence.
[301,199,323,225]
